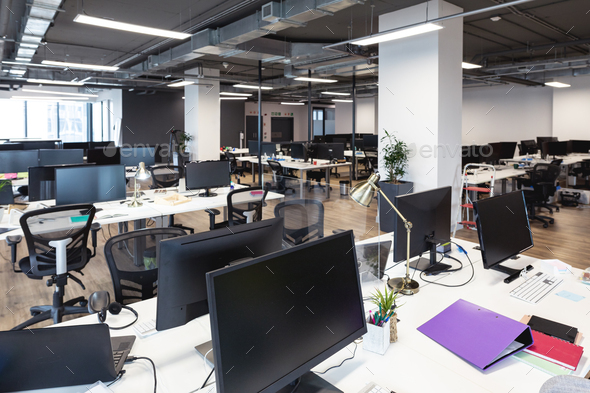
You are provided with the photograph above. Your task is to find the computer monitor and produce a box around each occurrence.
[313,135,325,143]
[39,149,84,166]
[499,142,517,160]
[185,160,231,197]
[290,143,308,161]
[247,140,259,155]
[520,140,538,156]
[90,141,114,149]
[0,143,24,151]
[393,186,452,272]
[206,230,366,393]
[316,143,345,160]
[120,147,156,167]
[20,140,56,150]
[156,218,284,331]
[261,143,277,157]
[87,147,121,165]
[542,141,568,158]
[54,165,126,205]
[28,164,95,202]
[363,135,378,149]
[63,142,90,153]
[537,137,558,158]
[0,150,39,173]
[567,140,590,154]
[0,179,13,205]
[353,138,364,150]
[473,191,533,282]
[462,145,483,167]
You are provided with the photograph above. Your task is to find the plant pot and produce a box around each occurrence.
[390,313,398,343]
[363,320,391,355]
[378,181,413,233]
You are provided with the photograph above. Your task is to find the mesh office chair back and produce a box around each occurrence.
[151,165,181,188]
[19,204,95,278]
[228,187,269,226]
[274,199,324,246]
[104,227,187,304]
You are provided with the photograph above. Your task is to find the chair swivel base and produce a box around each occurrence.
[12,296,89,331]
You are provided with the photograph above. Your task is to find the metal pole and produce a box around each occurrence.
[258,60,263,186]
[351,72,356,180]
[307,69,312,141]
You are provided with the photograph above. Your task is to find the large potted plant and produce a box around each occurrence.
[378,130,413,232]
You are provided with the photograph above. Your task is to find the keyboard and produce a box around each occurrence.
[357,382,393,393]
[133,319,157,338]
[510,272,563,304]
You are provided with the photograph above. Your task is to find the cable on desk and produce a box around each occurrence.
[316,342,357,375]
[289,377,301,393]
[107,370,125,387]
[419,243,475,288]
[201,367,215,389]
[125,356,157,393]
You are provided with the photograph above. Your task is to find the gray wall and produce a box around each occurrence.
[220,100,245,148]
[121,90,185,146]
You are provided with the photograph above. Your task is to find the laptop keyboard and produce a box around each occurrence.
[510,272,563,304]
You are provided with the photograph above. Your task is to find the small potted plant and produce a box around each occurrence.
[363,285,401,355]
[378,129,413,232]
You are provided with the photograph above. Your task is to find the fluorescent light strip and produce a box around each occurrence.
[281,102,304,105]
[352,23,443,46]
[9,70,27,74]
[12,96,89,100]
[294,77,338,83]
[220,97,248,100]
[332,99,353,103]
[168,80,195,87]
[27,79,84,86]
[22,88,98,98]
[321,91,350,96]
[233,84,273,90]
[74,14,190,40]
[220,92,252,97]
[462,62,482,69]
[15,57,31,62]
[545,81,571,88]
[42,60,119,71]
[19,43,37,48]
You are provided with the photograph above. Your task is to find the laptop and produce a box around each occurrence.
[356,240,392,280]
[0,324,135,392]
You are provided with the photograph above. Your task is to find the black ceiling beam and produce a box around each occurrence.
[464,31,513,50]
[497,18,558,43]
[472,38,590,61]
[464,23,528,47]
[463,69,544,86]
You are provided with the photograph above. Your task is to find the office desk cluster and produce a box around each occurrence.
[17,235,590,393]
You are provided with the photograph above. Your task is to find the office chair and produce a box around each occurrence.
[540,375,590,393]
[104,227,186,304]
[266,160,295,195]
[205,186,268,230]
[274,199,325,247]
[358,148,378,177]
[10,204,101,330]
[306,169,328,192]
[226,152,246,184]
[523,164,561,228]
[149,165,194,234]
[550,159,563,166]
[571,160,590,188]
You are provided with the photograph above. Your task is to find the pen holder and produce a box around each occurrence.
[363,320,391,355]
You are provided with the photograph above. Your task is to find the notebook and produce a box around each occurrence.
[523,330,584,370]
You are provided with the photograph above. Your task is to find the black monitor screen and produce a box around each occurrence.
[55,165,126,205]
[290,143,306,160]
[207,231,366,393]
[473,191,533,269]
[0,143,24,151]
[260,143,277,157]
[247,140,258,155]
[39,149,84,166]
[537,137,558,157]
[393,186,452,263]
[568,140,590,154]
[87,147,121,165]
[363,135,378,149]
[63,142,90,151]
[0,150,39,173]
[120,147,156,167]
[21,141,56,150]
[316,143,345,160]
[499,142,517,159]
[543,141,568,157]
[520,140,538,155]
[185,161,230,190]
[156,218,284,331]
[28,164,95,202]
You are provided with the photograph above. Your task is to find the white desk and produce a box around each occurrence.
[464,167,528,194]
[345,150,366,180]
[220,148,249,156]
[19,237,590,393]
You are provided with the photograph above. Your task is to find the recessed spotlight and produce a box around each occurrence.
[490,16,502,22]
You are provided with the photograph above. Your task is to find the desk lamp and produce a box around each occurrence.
[129,162,151,208]
[349,173,419,295]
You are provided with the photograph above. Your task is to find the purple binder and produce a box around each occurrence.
[417,299,534,370]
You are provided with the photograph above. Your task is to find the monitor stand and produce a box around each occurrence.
[409,241,451,273]
[491,258,532,284]
[195,341,214,368]
[277,373,343,393]
[198,188,217,197]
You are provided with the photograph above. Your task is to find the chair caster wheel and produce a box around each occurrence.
[556,207,560,212]
[31,311,41,317]
[79,300,88,307]
[543,223,549,228]
[550,219,554,224]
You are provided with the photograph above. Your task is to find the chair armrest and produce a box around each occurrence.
[205,208,221,216]
[5,235,22,269]
[90,223,101,257]
[243,211,255,223]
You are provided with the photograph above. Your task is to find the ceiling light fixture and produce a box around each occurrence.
[332,99,353,103]
[233,84,273,90]
[321,91,350,96]
[73,14,191,40]
[220,97,248,100]
[41,60,119,71]
[22,88,98,98]
[281,102,305,105]
[12,96,89,100]
[293,77,338,83]
[351,23,443,46]
[220,92,252,97]
[545,81,571,88]
[27,78,85,86]
[168,80,195,87]
[15,57,31,62]
[490,16,502,22]
[462,62,482,69]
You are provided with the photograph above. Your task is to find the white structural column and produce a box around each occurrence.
[184,67,220,161]
[378,0,463,222]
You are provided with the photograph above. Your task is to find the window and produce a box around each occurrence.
[26,101,58,139]
[0,100,26,138]
[59,101,88,142]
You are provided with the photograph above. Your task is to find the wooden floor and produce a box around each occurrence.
[1,168,588,331]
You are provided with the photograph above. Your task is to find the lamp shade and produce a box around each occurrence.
[135,162,151,180]
[350,173,381,207]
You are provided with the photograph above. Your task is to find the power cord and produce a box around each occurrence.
[419,242,475,288]
[201,368,215,389]
[316,342,358,374]
[125,356,157,393]
[107,370,125,387]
